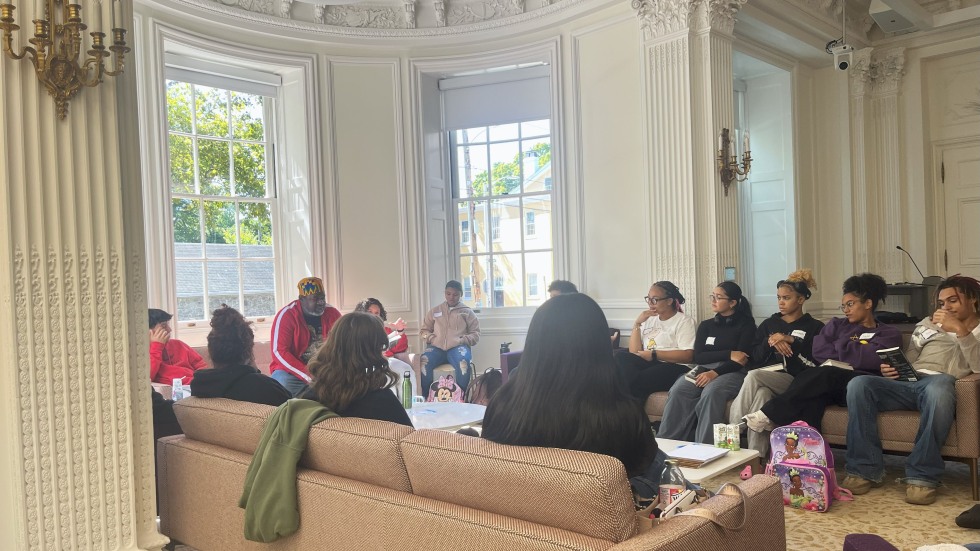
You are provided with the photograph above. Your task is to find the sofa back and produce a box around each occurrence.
[173,397,414,492]
[401,429,638,543]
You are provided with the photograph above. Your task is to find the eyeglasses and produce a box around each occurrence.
[644,296,668,304]
[708,294,731,302]
[839,300,860,312]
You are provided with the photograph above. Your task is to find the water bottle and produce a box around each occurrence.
[659,459,686,509]
[172,378,185,401]
[401,371,413,409]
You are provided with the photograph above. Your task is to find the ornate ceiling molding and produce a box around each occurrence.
[154,0,587,35]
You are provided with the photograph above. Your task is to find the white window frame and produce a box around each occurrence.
[140,25,323,347]
[165,77,279,327]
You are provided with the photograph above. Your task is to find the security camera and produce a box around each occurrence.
[831,43,854,71]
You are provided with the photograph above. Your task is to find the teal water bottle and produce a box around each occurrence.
[401,371,412,409]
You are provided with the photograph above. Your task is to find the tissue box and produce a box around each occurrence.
[713,423,741,451]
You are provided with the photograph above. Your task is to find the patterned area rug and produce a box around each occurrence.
[704,451,980,551]
[169,452,980,551]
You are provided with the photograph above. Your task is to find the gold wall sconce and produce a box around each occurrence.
[716,127,752,196]
[1,0,130,119]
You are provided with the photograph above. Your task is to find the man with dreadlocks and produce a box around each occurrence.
[841,275,980,505]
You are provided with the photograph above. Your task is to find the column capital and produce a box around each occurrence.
[632,0,745,41]
[849,47,906,97]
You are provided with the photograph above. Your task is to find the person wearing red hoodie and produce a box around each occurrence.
[148,308,208,385]
[269,277,343,396]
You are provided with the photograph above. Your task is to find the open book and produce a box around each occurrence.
[876,347,940,382]
[684,365,711,383]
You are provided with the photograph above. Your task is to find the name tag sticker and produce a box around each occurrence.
[859,332,875,340]
[433,312,443,318]
[706,336,716,345]
[791,330,806,339]
[921,329,938,340]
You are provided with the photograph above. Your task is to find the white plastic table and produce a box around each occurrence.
[656,438,760,483]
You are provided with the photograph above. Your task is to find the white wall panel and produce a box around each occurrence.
[329,60,409,311]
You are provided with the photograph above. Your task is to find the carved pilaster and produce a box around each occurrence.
[404,0,417,27]
[0,2,160,548]
[642,0,742,320]
[279,0,292,18]
[314,3,325,22]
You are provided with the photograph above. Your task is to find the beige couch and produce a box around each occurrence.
[158,398,786,551]
[644,373,980,500]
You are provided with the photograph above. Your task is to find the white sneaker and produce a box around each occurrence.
[742,411,775,433]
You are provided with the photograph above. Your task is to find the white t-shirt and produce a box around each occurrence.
[639,313,697,352]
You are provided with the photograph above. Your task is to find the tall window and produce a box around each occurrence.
[166,80,277,322]
[452,119,553,308]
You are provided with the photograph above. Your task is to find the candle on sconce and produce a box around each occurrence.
[718,134,723,153]
[91,0,103,37]
[111,0,121,29]
[743,131,750,153]
[34,0,44,22]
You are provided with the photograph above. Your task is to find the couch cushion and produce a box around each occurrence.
[400,429,637,543]
[173,397,414,492]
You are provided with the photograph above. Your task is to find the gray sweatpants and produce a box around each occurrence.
[727,369,794,455]
[658,368,746,444]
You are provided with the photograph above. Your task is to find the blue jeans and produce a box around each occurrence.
[658,367,746,444]
[420,345,473,394]
[271,369,309,398]
[845,374,957,488]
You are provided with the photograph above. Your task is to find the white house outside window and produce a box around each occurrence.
[452,119,553,308]
[166,79,277,322]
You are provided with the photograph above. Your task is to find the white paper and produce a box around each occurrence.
[706,336,716,345]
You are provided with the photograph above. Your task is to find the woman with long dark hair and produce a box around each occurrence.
[615,281,697,402]
[743,272,902,432]
[303,312,412,426]
[482,293,657,477]
[657,281,757,443]
[353,297,417,394]
[191,305,292,406]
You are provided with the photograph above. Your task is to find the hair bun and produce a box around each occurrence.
[785,268,817,290]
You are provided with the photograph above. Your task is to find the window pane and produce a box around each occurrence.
[520,119,550,138]
[456,126,487,145]
[523,196,551,250]
[198,138,231,196]
[195,85,230,138]
[460,255,489,309]
[524,251,553,307]
[233,143,267,198]
[168,134,194,193]
[490,197,520,253]
[175,260,205,321]
[488,123,519,142]
[231,92,265,141]
[521,137,551,192]
[209,294,240,315]
[207,261,241,314]
[488,141,520,196]
[457,143,488,198]
[244,293,276,318]
[458,205,472,254]
[172,198,202,248]
[204,200,237,248]
[166,80,192,133]
[492,253,523,308]
[240,202,273,249]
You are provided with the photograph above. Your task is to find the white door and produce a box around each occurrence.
[739,70,796,321]
[941,140,980,280]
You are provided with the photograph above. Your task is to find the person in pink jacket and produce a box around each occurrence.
[269,277,342,396]
[148,308,207,385]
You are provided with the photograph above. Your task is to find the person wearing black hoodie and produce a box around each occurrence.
[729,270,824,455]
[191,305,292,407]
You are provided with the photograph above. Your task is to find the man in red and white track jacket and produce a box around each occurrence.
[269,277,342,396]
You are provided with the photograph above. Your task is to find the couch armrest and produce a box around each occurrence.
[606,476,785,551]
[955,373,980,458]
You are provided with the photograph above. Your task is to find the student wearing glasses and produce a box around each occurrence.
[657,281,756,444]
[614,281,697,402]
[743,273,903,433]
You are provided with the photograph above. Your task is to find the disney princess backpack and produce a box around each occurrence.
[765,421,853,512]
